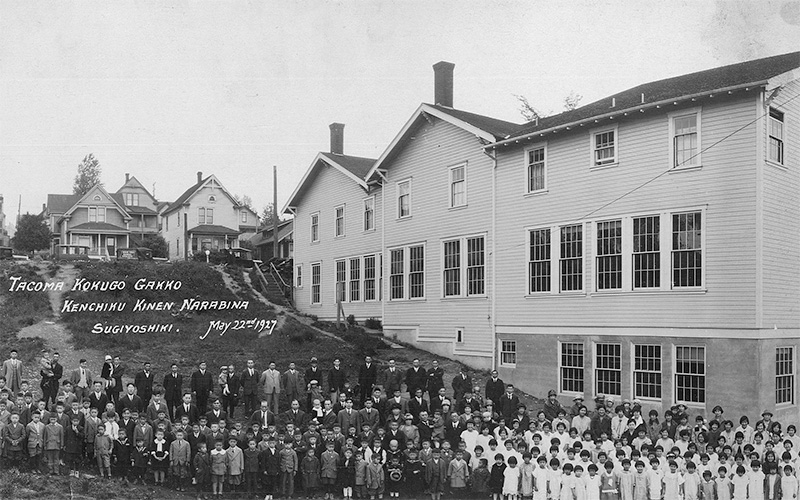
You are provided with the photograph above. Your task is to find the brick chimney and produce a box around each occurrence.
[197,171,203,183]
[433,61,455,108]
[125,173,129,183]
[329,123,345,155]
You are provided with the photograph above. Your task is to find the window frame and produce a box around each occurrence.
[349,257,361,302]
[396,179,412,219]
[559,341,585,396]
[335,259,347,303]
[241,210,248,223]
[441,233,487,298]
[310,262,321,305]
[449,163,467,208]
[524,143,548,194]
[499,340,517,367]
[205,208,213,225]
[528,227,552,294]
[768,107,785,166]
[590,124,619,169]
[295,264,303,288]
[310,212,320,244]
[669,107,702,170]
[363,196,375,232]
[776,346,795,406]
[594,342,622,397]
[671,211,703,289]
[198,207,205,225]
[364,254,377,301]
[334,204,345,238]
[674,345,706,406]
[595,219,623,291]
[560,223,584,293]
[388,243,426,301]
[632,344,662,401]
[125,193,139,206]
[632,215,661,290]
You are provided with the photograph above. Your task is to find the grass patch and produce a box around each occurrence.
[0,262,51,362]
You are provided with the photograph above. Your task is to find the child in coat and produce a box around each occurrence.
[280,441,299,498]
[321,441,340,500]
[194,442,212,495]
[169,429,191,491]
[260,437,281,500]
[94,426,113,478]
[355,450,369,500]
[385,455,404,498]
[150,429,169,486]
[43,414,64,475]
[243,439,261,495]
[64,415,83,478]
[404,448,427,496]
[113,428,132,483]
[490,453,507,500]
[302,446,322,498]
[449,450,470,497]
[131,438,149,484]
[366,452,386,500]
[338,448,356,500]
[226,437,244,493]
[210,440,228,496]
[472,457,492,496]
[427,448,449,500]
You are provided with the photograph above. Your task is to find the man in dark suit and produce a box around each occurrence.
[356,398,381,434]
[357,356,377,404]
[222,364,240,420]
[133,362,155,408]
[88,381,109,412]
[484,370,505,407]
[205,398,228,425]
[279,399,308,431]
[408,388,429,423]
[382,359,403,395]
[175,392,200,424]
[249,400,276,429]
[119,408,136,438]
[426,360,444,398]
[336,398,359,434]
[418,411,434,444]
[239,360,260,417]
[451,368,472,403]
[190,362,214,414]
[109,356,125,405]
[456,391,481,415]
[328,358,347,402]
[50,352,64,406]
[383,420,406,449]
[305,357,322,389]
[444,411,466,449]
[163,363,183,422]
[497,384,521,422]
[117,383,143,414]
[405,358,427,397]
[429,387,449,416]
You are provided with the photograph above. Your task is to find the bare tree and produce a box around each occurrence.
[73,154,103,195]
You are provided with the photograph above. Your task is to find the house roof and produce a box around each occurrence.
[187,224,241,235]
[124,205,158,215]
[46,194,81,214]
[499,51,800,144]
[251,219,293,247]
[365,103,520,181]
[163,174,240,215]
[115,175,156,201]
[282,152,377,214]
[69,222,129,233]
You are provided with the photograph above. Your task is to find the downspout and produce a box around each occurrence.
[482,147,498,371]
[375,170,388,325]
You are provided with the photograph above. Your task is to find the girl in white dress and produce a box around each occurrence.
[504,456,522,500]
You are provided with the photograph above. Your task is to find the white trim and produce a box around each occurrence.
[775,345,796,407]
[363,196,376,232]
[396,178,412,219]
[767,106,786,166]
[387,241,426,301]
[668,107,703,170]
[310,212,320,244]
[593,341,622,398]
[334,204,346,239]
[498,339,517,368]
[310,261,322,305]
[630,343,663,402]
[440,232,488,298]
[448,162,468,208]
[558,340,585,397]
[524,142,548,195]
[282,152,370,214]
[589,124,619,169]
[295,264,303,289]
[496,325,800,340]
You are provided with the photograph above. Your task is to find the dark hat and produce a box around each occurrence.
[762,409,774,416]
[573,395,584,401]
[547,389,557,397]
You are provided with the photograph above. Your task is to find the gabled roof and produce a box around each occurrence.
[163,174,240,216]
[60,185,132,222]
[46,194,81,214]
[187,224,240,235]
[115,175,156,201]
[282,152,377,214]
[364,103,519,181]
[250,219,294,247]
[497,51,800,145]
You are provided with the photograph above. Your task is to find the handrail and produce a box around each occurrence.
[270,261,290,289]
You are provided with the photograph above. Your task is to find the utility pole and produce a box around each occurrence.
[272,165,278,259]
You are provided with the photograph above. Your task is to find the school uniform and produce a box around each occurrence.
[193,450,211,489]
[170,438,191,479]
[426,457,449,493]
[114,437,132,479]
[243,448,261,492]
[132,445,149,482]
[226,445,244,486]
[259,445,281,494]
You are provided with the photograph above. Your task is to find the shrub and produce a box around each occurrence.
[346,314,356,326]
[364,317,382,330]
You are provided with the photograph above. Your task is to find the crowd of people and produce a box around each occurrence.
[1,349,797,500]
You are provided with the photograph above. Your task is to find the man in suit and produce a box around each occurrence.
[222,364,239,420]
[456,390,481,415]
[321,399,337,430]
[484,370,505,407]
[417,411,434,444]
[1,349,23,395]
[239,359,260,416]
[382,359,403,395]
[117,383,143,414]
[109,355,125,405]
[408,388,429,423]
[426,360,444,399]
[68,359,93,403]
[88,381,109,412]
[119,408,136,438]
[281,362,303,407]
[205,398,228,425]
[260,361,281,414]
[336,398,359,434]
[133,362,155,409]
[451,368,472,403]
[146,389,168,424]
[49,352,64,406]
[190,362,214,414]
[429,387,449,416]
[328,358,347,402]
[279,399,307,431]
[250,400,276,429]
[357,356,377,404]
[163,363,183,422]
[305,357,322,391]
[497,384,521,422]
[383,420,407,449]
[385,389,408,418]
[175,392,200,424]
[444,411,466,449]
[405,358,427,397]
[356,398,380,434]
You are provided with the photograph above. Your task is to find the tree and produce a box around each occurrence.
[73,154,103,195]
[12,213,51,253]
[129,234,168,258]
[563,90,583,111]
[234,194,253,210]
[514,90,585,122]
[260,203,279,227]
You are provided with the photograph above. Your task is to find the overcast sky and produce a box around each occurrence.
[1,0,798,230]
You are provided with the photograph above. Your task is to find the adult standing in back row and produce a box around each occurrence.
[190,362,214,414]
[358,356,377,404]
[426,360,444,399]
[261,361,281,414]
[163,363,183,422]
[282,362,304,408]
[405,359,427,397]
[485,370,505,407]
[239,359,260,417]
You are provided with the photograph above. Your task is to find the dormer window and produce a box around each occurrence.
[208,195,217,203]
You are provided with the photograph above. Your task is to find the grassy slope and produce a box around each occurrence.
[0,261,51,363]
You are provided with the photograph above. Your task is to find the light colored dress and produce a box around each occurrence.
[520,462,535,496]
[504,465,522,495]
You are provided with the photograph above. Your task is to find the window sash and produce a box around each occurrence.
[390,249,404,299]
[241,211,247,223]
[527,147,546,192]
[672,212,702,287]
[409,245,425,299]
[500,340,517,366]
[633,344,662,399]
[335,260,347,302]
[633,216,660,289]
[349,258,361,301]
[529,228,551,293]
[596,220,622,290]
[206,209,213,225]
[595,343,622,396]
[673,114,698,167]
[450,166,466,207]
[198,208,205,225]
[398,181,410,218]
[335,207,345,237]
[311,214,319,242]
[364,198,374,231]
[675,346,706,403]
[777,347,794,405]
[443,240,461,297]
[560,225,583,292]
[560,342,585,393]
[594,130,616,165]
[769,109,785,164]
[311,264,321,304]
[466,236,485,296]
[364,255,376,301]
[296,265,302,288]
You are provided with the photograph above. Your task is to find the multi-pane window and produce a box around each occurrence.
[595,343,621,396]
[390,245,425,300]
[89,206,106,223]
[593,128,617,166]
[443,236,486,297]
[397,180,411,218]
[89,207,97,222]
[560,225,583,292]
[450,165,466,207]
[125,193,139,206]
[311,263,321,304]
[349,258,360,302]
[633,216,660,288]
[634,344,662,399]
[364,255,376,301]
[673,112,699,168]
[295,265,302,288]
[500,340,517,366]
[198,208,205,225]
[311,213,319,243]
[467,237,485,295]
[777,347,795,405]
[241,211,248,223]
[529,228,551,293]
[675,346,705,404]
[769,108,785,165]
[596,220,622,290]
[409,246,425,299]
[363,197,375,231]
[335,206,345,238]
[560,342,584,393]
[443,240,461,297]
[672,212,702,287]
[527,147,546,192]
[335,260,347,303]
[205,208,213,224]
